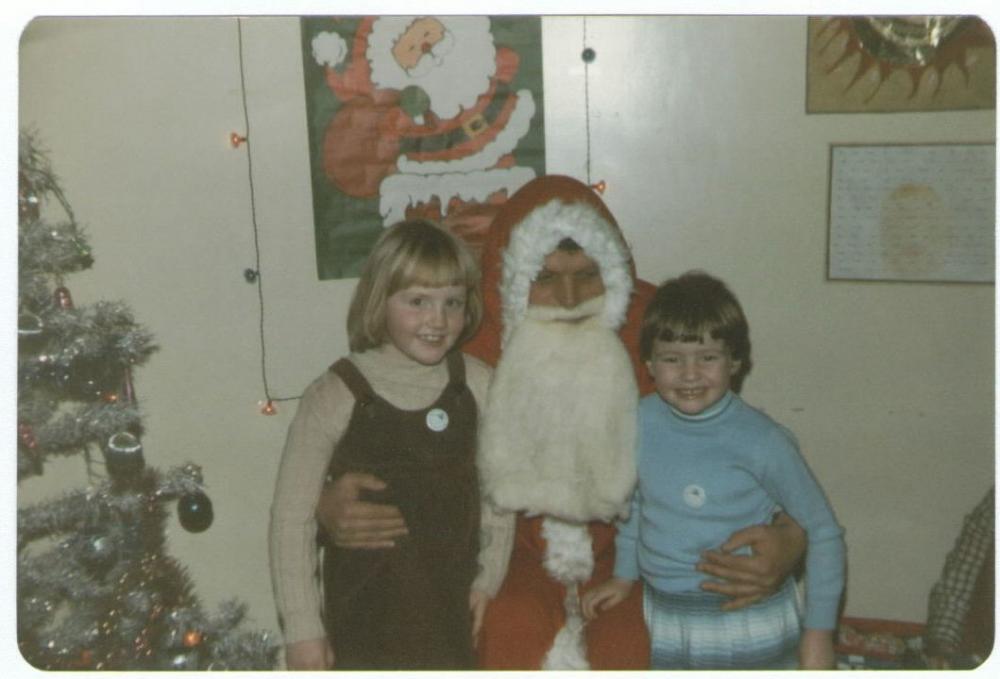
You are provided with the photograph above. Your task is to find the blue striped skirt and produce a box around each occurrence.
[643,580,802,670]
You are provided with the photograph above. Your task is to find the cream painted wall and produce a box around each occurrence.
[17,14,995,656]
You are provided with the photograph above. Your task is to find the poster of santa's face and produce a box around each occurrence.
[302,16,546,279]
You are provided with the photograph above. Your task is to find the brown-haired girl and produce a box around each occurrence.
[582,270,845,670]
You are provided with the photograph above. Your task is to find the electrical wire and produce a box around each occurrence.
[583,17,592,185]
[235,18,300,409]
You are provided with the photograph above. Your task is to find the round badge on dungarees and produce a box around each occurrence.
[426,408,449,432]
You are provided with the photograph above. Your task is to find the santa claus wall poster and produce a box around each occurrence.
[302,16,546,279]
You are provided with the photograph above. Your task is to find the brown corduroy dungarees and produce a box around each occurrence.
[321,352,480,669]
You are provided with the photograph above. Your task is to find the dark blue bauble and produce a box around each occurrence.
[177,492,214,533]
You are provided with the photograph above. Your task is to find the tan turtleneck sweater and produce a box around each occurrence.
[268,343,514,646]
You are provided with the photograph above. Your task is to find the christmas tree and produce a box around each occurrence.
[16,131,278,671]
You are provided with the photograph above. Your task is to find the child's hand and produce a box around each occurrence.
[581,577,634,620]
[469,589,491,646]
[798,628,835,670]
[284,638,334,670]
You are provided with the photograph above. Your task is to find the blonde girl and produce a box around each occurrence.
[269,219,492,670]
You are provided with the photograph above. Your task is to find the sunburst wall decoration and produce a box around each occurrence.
[807,16,995,113]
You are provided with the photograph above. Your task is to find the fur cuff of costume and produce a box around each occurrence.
[540,517,593,670]
[499,200,633,345]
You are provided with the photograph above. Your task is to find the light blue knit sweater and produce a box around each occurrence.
[614,391,846,630]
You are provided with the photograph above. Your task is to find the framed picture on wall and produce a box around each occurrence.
[806,16,996,113]
[827,143,995,283]
[301,16,546,279]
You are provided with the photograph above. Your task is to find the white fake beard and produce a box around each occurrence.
[478,296,638,523]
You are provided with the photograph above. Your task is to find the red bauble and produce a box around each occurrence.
[54,286,74,309]
[18,423,37,449]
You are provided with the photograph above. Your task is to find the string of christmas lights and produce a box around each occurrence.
[233,17,300,416]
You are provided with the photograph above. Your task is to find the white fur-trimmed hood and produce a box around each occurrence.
[499,200,634,345]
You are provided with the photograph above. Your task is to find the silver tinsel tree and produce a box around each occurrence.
[16,131,278,670]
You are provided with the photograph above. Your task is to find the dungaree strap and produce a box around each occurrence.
[329,358,376,406]
[446,351,466,388]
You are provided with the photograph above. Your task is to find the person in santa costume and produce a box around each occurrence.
[316,175,807,669]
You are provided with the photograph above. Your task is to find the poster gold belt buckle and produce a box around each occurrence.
[461,113,488,139]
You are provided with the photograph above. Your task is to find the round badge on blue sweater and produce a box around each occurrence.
[683,484,707,509]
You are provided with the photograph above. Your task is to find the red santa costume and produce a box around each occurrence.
[311,16,537,253]
[463,175,655,669]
